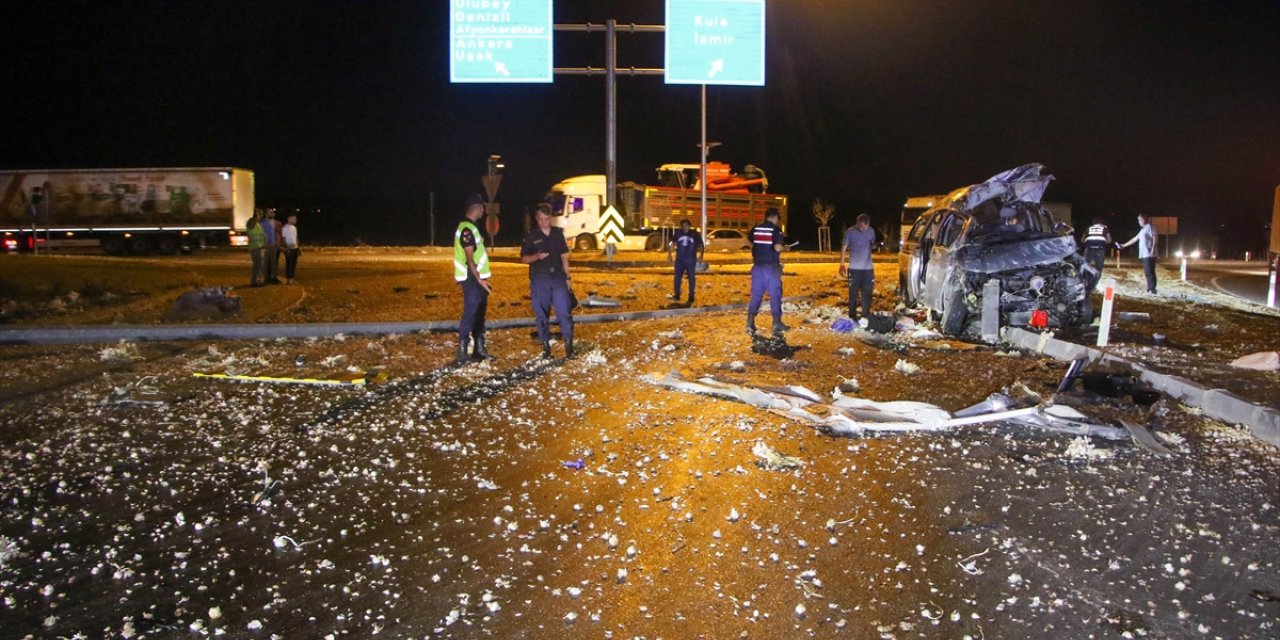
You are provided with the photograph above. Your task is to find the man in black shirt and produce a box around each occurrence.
[521,204,575,358]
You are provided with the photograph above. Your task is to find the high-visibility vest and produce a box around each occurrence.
[1083,224,1109,248]
[453,220,491,281]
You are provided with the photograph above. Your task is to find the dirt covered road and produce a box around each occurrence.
[0,250,1277,638]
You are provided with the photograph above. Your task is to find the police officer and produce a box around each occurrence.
[1081,216,1112,288]
[667,219,705,306]
[747,208,789,337]
[454,194,494,365]
[521,203,575,358]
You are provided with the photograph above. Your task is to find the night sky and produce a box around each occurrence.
[3,1,1277,253]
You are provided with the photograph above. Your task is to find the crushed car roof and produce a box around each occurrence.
[946,163,1055,212]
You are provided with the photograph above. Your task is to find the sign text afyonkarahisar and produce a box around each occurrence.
[450,0,553,83]
[665,0,766,86]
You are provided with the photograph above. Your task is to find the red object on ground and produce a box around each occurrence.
[1030,310,1049,328]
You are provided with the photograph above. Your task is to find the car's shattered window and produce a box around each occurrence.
[968,200,1052,241]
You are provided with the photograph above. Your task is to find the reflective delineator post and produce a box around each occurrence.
[1180,255,1188,281]
[1096,278,1117,347]
[1268,254,1278,309]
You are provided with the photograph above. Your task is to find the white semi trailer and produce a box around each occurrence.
[1,167,254,254]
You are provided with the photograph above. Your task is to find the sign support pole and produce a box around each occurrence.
[605,19,617,209]
[554,23,664,217]
[700,84,708,243]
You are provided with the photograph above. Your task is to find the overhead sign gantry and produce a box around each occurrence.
[448,0,768,234]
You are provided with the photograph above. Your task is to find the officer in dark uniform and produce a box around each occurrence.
[521,203,575,358]
[747,208,789,336]
[1081,216,1112,289]
[453,194,494,365]
[667,219,705,305]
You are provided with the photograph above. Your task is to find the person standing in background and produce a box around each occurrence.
[282,214,301,284]
[246,214,266,287]
[261,209,280,284]
[1081,216,1112,289]
[1118,213,1158,294]
[268,211,285,284]
[667,219,705,306]
[839,213,877,319]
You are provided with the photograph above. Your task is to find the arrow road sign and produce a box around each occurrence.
[450,0,553,83]
[665,0,766,86]
[598,205,625,244]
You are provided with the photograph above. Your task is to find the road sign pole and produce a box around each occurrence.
[606,20,617,209]
[700,84,708,242]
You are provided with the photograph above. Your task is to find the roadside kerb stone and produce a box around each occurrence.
[0,298,807,346]
[1003,327,1280,449]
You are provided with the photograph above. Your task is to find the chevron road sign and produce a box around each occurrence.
[598,206,625,244]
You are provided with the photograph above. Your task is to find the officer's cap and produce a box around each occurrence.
[464,194,486,209]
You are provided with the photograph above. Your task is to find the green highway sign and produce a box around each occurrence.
[665,0,766,86]
[450,0,553,83]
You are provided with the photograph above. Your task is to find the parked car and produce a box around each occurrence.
[706,228,752,251]
[898,164,1097,337]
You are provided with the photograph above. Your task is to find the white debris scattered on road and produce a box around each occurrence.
[894,359,922,376]
[752,441,803,470]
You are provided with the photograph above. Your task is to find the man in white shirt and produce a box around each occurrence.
[1118,214,1157,294]
[281,214,301,285]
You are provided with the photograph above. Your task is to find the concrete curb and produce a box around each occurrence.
[1003,327,1280,449]
[0,299,802,346]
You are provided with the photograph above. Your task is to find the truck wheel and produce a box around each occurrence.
[101,236,127,255]
[574,234,596,251]
[127,236,153,255]
[644,234,664,251]
[156,235,180,255]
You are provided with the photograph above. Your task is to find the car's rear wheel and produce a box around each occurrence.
[644,234,664,251]
[574,234,596,251]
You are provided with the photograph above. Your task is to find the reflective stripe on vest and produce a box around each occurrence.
[1084,224,1108,246]
[454,221,491,282]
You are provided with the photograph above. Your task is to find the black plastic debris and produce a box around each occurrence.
[1081,372,1161,405]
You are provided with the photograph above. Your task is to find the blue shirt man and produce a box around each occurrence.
[667,220,705,305]
[839,213,877,319]
[747,208,788,336]
[521,203,575,358]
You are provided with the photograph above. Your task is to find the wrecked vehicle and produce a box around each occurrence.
[897,164,1097,337]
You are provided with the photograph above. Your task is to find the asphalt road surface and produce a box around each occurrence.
[1178,260,1276,306]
